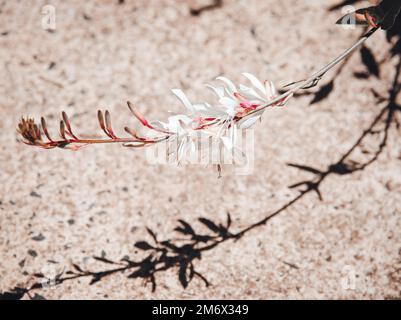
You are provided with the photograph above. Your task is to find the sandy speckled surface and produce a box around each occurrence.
[0,0,400,299]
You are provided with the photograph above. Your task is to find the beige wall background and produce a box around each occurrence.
[0,0,400,299]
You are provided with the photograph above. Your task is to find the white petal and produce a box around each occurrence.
[229,123,238,146]
[239,84,265,101]
[226,108,237,117]
[189,139,196,153]
[167,115,192,133]
[167,121,180,133]
[149,120,168,130]
[177,139,187,163]
[168,114,193,124]
[216,76,237,93]
[269,81,277,96]
[232,147,248,166]
[238,116,261,129]
[202,107,229,118]
[242,73,266,95]
[264,80,276,99]
[171,89,193,112]
[221,136,233,150]
[205,84,225,99]
[192,102,209,112]
[219,97,238,109]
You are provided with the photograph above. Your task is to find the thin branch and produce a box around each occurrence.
[244,28,378,118]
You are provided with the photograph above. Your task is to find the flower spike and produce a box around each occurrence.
[17,25,378,170]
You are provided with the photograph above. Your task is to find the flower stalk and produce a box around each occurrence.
[17,27,378,165]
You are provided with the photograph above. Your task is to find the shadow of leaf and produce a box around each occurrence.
[360,45,380,78]
[310,81,334,105]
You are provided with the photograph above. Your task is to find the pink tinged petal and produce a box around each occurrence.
[166,115,192,134]
[242,73,266,96]
[65,143,89,151]
[226,109,237,117]
[127,101,151,127]
[149,120,168,131]
[239,84,265,102]
[171,89,194,113]
[170,114,193,124]
[216,76,237,93]
[264,80,277,100]
[234,92,253,109]
[277,93,293,107]
[219,97,238,109]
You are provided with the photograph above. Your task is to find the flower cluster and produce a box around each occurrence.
[18,73,290,166]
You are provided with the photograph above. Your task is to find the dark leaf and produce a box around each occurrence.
[160,240,179,251]
[93,256,116,264]
[198,218,221,234]
[360,46,380,78]
[178,262,188,288]
[146,228,158,243]
[371,89,387,103]
[31,293,46,300]
[190,0,222,16]
[33,273,45,278]
[353,71,370,79]
[328,163,354,175]
[134,241,154,251]
[287,163,322,175]
[32,233,45,241]
[226,212,232,229]
[194,271,210,287]
[0,287,27,300]
[310,81,334,105]
[28,249,37,257]
[377,0,401,30]
[188,263,195,280]
[288,180,309,189]
[127,269,146,279]
[175,220,195,235]
[390,38,401,57]
[30,191,41,198]
[193,234,214,243]
[89,275,102,285]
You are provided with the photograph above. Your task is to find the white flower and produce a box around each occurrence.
[134,73,285,167]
